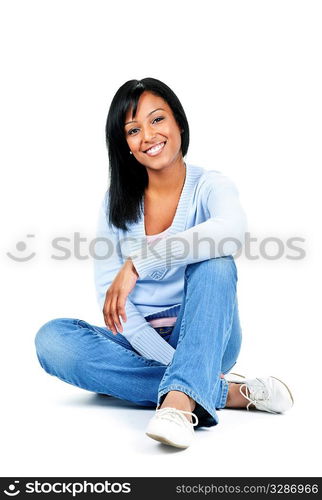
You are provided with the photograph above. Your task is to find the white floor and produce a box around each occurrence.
[2,260,321,477]
[2,360,319,477]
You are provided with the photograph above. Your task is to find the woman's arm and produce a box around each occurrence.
[93,191,175,365]
[129,171,248,279]
[102,258,138,334]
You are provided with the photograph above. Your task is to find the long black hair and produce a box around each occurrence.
[105,77,190,231]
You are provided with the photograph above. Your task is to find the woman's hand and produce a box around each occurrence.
[103,258,139,335]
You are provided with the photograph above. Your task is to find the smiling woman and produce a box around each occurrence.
[105,78,189,233]
[123,92,187,236]
[35,77,294,450]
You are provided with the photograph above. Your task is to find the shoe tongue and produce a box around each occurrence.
[255,389,267,400]
[159,407,194,425]
[170,408,192,424]
[249,381,269,401]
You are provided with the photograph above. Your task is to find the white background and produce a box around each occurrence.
[1,0,321,477]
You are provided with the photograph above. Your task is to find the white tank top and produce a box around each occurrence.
[145,226,170,243]
[145,226,177,329]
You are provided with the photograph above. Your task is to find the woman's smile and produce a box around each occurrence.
[144,141,167,157]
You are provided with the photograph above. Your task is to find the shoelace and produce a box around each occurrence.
[155,407,199,427]
[239,379,271,411]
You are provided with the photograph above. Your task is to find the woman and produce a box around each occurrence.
[35,78,293,449]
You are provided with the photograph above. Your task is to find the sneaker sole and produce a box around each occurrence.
[145,432,190,449]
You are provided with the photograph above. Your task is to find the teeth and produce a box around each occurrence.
[146,142,165,154]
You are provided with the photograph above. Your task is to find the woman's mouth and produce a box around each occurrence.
[144,141,166,157]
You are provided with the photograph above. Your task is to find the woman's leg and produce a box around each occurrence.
[35,318,169,407]
[35,255,242,426]
[157,255,241,427]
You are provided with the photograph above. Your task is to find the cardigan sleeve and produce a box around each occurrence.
[130,171,248,279]
[93,191,175,365]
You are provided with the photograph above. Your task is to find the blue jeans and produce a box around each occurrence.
[35,256,242,428]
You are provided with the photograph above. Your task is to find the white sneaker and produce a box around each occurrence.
[226,374,294,413]
[145,407,199,449]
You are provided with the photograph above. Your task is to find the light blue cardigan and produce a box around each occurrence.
[93,163,247,365]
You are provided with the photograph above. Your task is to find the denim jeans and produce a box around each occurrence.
[35,256,242,428]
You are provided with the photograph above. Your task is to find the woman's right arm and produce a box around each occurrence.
[93,191,176,365]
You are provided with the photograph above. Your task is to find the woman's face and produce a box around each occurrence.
[124,91,183,171]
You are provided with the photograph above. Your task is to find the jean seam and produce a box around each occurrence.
[218,378,229,408]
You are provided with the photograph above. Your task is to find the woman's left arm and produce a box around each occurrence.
[129,171,248,280]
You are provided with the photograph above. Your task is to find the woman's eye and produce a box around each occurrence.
[153,116,164,124]
[127,117,164,135]
[127,128,139,136]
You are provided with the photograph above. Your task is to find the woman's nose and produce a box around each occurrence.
[142,124,156,142]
